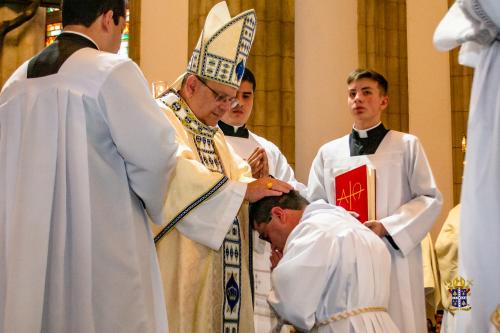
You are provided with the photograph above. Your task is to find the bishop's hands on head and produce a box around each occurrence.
[244,176,293,203]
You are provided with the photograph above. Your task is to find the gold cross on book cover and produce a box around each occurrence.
[334,164,376,223]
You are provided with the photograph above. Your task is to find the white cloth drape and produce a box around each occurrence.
[435,1,500,332]
[269,201,400,333]
[0,48,176,333]
[307,131,442,333]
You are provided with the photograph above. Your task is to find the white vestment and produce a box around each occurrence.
[224,131,306,194]
[0,41,176,333]
[224,130,306,332]
[307,130,442,333]
[152,92,255,333]
[268,200,399,333]
[434,1,500,332]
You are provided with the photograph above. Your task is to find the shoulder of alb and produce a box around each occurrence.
[250,131,281,153]
[318,134,349,154]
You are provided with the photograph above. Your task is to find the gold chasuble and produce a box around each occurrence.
[152,91,255,333]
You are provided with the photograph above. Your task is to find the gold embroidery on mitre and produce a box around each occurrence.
[186,2,256,89]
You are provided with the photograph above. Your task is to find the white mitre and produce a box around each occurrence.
[187,1,257,88]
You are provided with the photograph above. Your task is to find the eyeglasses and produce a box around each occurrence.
[197,77,239,108]
[257,215,273,243]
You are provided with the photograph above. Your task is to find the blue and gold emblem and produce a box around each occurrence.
[446,276,472,313]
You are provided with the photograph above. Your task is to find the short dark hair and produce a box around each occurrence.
[62,0,127,27]
[347,69,389,96]
[249,190,309,225]
[242,67,256,92]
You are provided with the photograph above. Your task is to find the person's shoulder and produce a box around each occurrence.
[0,61,29,96]
[290,217,325,242]
[155,98,184,130]
[387,129,419,143]
[250,131,280,151]
[68,48,133,75]
[384,130,424,153]
[317,133,350,153]
[95,51,135,73]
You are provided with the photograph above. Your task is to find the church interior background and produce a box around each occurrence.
[0,0,469,239]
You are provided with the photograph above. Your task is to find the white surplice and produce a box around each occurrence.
[224,130,306,332]
[307,130,442,333]
[268,200,399,333]
[434,2,500,332]
[0,46,176,333]
[224,131,306,194]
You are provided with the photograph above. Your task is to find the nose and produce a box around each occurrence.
[231,100,241,110]
[354,91,363,103]
[219,100,232,114]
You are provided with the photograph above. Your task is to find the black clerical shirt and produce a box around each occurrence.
[348,122,400,250]
[218,120,250,138]
[349,123,389,156]
[28,32,98,79]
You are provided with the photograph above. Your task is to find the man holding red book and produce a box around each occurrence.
[307,69,442,333]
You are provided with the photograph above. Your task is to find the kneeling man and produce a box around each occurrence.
[250,191,400,332]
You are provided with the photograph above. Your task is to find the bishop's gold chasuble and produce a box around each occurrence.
[152,91,255,333]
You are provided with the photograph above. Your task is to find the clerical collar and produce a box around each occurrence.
[218,121,249,138]
[349,122,389,156]
[158,90,219,138]
[60,31,99,50]
[352,122,382,138]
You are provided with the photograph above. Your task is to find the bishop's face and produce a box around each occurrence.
[347,78,388,130]
[191,78,238,126]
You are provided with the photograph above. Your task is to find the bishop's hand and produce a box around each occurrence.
[244,176,292,203]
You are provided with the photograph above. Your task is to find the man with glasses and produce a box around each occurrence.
[151,3,291,332]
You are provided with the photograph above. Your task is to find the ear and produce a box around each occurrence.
[101,10,115,32]
[184,75,199,97]
[270,206,285,224]
[380,95,389,111]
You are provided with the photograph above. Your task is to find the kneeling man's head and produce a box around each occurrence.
[249,191,309,252]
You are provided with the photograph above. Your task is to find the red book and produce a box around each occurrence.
[334,165,376,223]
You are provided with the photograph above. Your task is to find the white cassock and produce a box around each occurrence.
[434,2,500,332]
[223,128,306,332]
[268,200,400,333]
[0,36,176,333]
[307,130,442,333]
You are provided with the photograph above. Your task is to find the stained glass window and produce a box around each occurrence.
[118,9,130,56]
[45,22,62,46]
[45,8,130,57]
